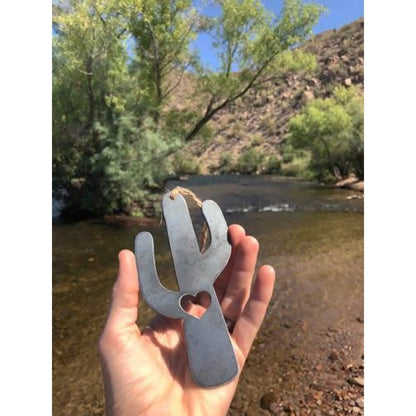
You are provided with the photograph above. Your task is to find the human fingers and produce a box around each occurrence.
[104,250,140,333]
[214,224,246,302]
[220,236,259,325]
[232,265,275,361]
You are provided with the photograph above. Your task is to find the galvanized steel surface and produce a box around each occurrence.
[134,193,239,387]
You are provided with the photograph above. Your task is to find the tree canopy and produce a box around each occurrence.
[52,0,325,217]
[288,85,364,181]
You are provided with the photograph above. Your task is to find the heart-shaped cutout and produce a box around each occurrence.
[180,291,211,319]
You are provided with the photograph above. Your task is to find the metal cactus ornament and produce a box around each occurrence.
[134,189,239,387]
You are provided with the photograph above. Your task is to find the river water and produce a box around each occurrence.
[53,175,364,415]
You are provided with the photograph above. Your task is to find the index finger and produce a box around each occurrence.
[105,250,140,333]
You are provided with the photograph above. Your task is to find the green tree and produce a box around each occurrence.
[184,0,324,141]
[288,86,364,181]
[53,0,134,215]
[52,0,326,217]
[126,0,201,124]
[53,0,129,135]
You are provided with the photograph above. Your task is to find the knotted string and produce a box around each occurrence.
[163,186,209,252]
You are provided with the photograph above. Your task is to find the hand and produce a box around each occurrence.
[99,224,275,416]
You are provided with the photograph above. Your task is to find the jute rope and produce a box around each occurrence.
[166,186,209,252]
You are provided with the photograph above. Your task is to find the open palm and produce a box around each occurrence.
[99,224,275,416]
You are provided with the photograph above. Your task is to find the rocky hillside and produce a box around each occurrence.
[185,18,364,174]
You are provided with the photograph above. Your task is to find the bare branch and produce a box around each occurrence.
[161,63,190,100]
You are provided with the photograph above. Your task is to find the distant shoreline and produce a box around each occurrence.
[53,174,364,223]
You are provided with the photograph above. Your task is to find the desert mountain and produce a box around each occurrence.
[182,18,364,174]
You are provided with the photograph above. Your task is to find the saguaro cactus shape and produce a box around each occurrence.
[134,191,239,387]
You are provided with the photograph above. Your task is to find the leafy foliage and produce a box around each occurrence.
[218,152,234,174]
[172,150,202,175]
[186,0,324,141]
[265,155,282,174]
[126,0,201,122]
[288,86,364,181]
[280,149,314,178]
[53,0,325,216]
[55,116,181,216]
[236,148,265,174]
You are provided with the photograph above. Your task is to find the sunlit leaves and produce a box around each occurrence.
[188,0,324,141]
[53,0,327,215]
[289,86,364,180]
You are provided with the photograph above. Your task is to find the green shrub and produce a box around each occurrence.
[53,116,181,216]
[219,151,235,173]
[279,100,290,111]
[236,148,265,174]
[231,120,245,137]
[197,123,215,143]
[173,150,201,175]
[281,151,314,178]
[261,115,277,132]
[281,143,296,163]
[265,155,282,173]
[251,133,265,147]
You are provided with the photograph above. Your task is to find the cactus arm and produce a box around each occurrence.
[201,200,232,284]
[135,232,186,319]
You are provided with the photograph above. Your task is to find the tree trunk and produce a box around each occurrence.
[82,55,95,136]
[319,136,343,180]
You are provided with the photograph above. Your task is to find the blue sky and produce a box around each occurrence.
[192,0,364,70]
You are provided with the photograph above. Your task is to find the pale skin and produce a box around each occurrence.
[98,224,276,416]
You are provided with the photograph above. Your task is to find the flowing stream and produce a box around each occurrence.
[53,175,364,415]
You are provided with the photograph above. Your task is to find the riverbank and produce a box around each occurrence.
[335,177,364,193]
[54,175,364,222]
